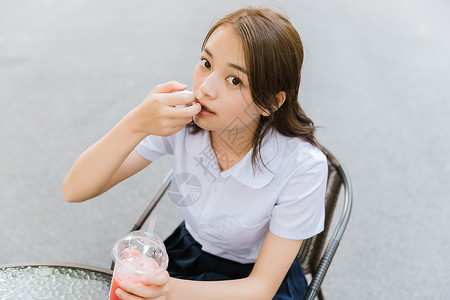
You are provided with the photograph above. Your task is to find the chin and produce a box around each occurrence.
[193,115,213,131]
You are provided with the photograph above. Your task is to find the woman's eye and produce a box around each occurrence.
[200,58,211,69]
[226,76,241,86]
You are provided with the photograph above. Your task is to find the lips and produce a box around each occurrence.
[195,99,215,114]
[202,105,213,113]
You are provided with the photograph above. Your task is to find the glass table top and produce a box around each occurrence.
[0,263,112,300]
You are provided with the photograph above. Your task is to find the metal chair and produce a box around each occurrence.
[300,145,353,299]
[124,145,352,300]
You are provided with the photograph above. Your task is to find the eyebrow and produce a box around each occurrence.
[203,48,248,75]
[228,63,248,75]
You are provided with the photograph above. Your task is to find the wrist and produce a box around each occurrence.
[166,276,175,300]
[120,109,153,138]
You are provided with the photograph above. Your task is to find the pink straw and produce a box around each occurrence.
[148,215,157,236]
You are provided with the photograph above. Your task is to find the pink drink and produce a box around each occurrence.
[109,231,168,300]
[109,251,159,300]
[109,277,121,300]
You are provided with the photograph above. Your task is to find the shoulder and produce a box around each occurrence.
[269,134,328,240]
[269,133,328,189]
[260,130,327,181]
[281,134,327,171]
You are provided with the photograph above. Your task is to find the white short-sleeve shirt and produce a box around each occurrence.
[135,127,327,264]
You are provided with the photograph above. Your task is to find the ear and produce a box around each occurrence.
[261,91,286,117]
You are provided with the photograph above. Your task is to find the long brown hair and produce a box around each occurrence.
[189,7,318,170]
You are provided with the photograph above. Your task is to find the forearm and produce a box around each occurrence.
[168,276,272,300]
[63,115,147,202]
[63,82,199,203]
[166,233,303,300]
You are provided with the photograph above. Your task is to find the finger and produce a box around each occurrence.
[159,91,196,107]
[115,287,143,300]
[152,81,187,94]
[166,116,197,131]
[140,271,169,286]
[168,102,201,117]
[118,282,165,299]
[168,122,193,135]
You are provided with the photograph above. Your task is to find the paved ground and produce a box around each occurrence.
[1,0,449,299]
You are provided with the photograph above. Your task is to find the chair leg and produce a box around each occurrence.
[317,287,324,300]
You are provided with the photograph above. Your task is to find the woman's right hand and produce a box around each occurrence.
[125,81,201,137]
[63,81,200,203]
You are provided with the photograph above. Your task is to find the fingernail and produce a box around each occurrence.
[119,281,129,289]
[115,288,123,298]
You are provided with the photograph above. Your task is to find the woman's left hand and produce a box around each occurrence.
[115,270,170,300]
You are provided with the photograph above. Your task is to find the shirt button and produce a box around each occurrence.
[200,224,206,229]
[213,186,220,193]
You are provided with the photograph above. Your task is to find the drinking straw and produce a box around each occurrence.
[147,215,157,236]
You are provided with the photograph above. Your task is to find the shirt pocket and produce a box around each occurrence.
[222,215,271,258]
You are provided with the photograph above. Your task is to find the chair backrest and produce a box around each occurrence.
[126,145,353,300]
[298,145,345,273]
[301,145,353,299]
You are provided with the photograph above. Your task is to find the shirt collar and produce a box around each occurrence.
[185,128,287,189]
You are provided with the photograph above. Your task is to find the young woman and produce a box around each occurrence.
[63,7,327,300]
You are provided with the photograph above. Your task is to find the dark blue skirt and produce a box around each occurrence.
[164,222,308,299]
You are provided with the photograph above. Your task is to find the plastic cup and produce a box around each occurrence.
[109,231,168,300]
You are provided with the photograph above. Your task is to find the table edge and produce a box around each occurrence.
[0,262,113,275]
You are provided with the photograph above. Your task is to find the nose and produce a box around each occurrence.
[198,73,218,100]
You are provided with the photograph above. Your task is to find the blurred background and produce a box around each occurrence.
[1,0,449,299]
